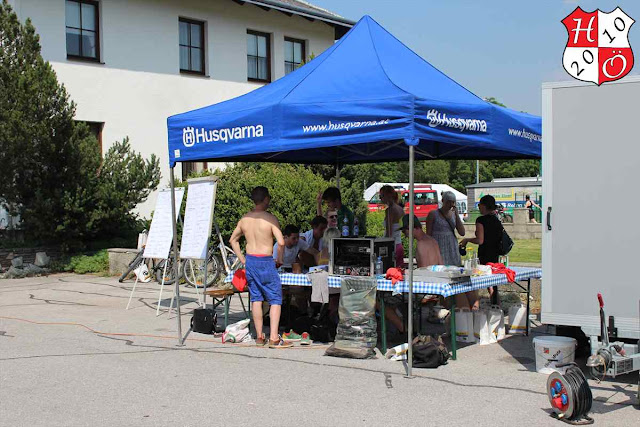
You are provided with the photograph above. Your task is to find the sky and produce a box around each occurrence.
[310,0,640,115]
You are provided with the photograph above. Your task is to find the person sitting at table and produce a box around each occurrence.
[380,185,405,267]
[300,216,328,252]
[297,216,328,269]
[401,214,442,267]
[273,225,318,272]
[459,194,502,307]
[402,214,477,310]
[315,227,341,266]
[326,209,338,229]
[317,187,354,236]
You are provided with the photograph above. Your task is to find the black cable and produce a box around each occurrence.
[562,364,593,421]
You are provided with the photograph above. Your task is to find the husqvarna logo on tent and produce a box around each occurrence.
[562,7,635,85]
[426,109,487,133]
[183,127,196,147]
[182,125,264,147]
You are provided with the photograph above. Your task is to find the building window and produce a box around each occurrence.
[85,121,104,154]
[65,0,100,61]
[182,162,208,181]
[284,37,305,75]
[247,30,270,82]
[179,18,205,74]
[76,121,104,153]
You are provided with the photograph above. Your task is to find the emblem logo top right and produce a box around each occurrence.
[562,7,635,85]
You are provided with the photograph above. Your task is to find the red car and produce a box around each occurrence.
[401,185,439,220]
[367,187,404,212]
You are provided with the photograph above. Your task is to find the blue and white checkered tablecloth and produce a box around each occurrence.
[225,267,541,298]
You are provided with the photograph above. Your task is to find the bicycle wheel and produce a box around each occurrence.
[182,255,220,288]
[119,250,144,283]
[154,258,178,285]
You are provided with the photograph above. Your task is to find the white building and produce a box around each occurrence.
[9,0,353,217]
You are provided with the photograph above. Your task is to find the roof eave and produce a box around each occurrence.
[233,0,355,35]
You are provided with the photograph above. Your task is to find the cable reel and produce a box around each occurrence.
[547,363,594,425]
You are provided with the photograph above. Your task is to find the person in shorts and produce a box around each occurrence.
[230,186,292,348]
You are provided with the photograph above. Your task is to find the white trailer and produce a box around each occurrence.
[542,76,640,341]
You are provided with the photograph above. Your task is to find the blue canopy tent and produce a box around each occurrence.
[166,16,541,374]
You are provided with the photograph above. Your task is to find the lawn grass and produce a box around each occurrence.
[466,239,541,264]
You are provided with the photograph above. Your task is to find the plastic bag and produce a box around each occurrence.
[508,304,527,334]
[473,310,491,345]
[225,319,250,334]
[385,343,409,361]
[488,305,506,342]
[455,308,474,343]
[222,319,251,343]
[326,277,377,359]
[134,263,152,283]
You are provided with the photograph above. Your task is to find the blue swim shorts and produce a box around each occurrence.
[245,254,282,305]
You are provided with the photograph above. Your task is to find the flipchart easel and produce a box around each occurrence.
[126,187,184,312]
[175,176,218,343]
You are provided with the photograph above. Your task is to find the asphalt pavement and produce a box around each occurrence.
[0,274,637,427]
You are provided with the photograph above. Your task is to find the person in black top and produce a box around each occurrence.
[460,195,503,305]
[525,195,541,223]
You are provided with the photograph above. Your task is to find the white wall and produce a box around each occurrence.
[11,0,336,217]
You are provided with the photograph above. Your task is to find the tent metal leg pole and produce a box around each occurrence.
[169,167,183,346]
[449,297,457,360]
[407,145,415,377]
[380,294,387,354]
[336,163,341,189]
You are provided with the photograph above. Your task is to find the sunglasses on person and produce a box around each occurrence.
[328,215,338,219]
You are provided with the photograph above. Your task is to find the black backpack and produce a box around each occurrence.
[412,336,450,368]
[191,308,223,334]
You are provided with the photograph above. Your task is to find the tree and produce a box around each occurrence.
[87,138,161,239]
[0,1,98,242]
[189,163,329,240]
[0,2,160,249]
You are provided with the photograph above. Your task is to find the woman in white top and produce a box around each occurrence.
[380,185,405,267]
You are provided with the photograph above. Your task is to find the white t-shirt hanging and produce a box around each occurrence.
[273,239,310,268]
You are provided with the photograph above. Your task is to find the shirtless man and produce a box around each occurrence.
[230,186,292,348]
[400,214,443,267]
[402,214,477,309]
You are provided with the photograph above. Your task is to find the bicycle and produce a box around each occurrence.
[496,204,513,224]
[182,217,241,288]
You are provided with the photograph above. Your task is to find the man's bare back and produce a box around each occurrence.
[230,210,284,265]
[416,234,443,268]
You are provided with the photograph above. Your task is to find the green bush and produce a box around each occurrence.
[182,163,330,241]
[63,250,109,275]
[365,211,385,237]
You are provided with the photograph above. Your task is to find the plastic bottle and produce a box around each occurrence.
[353,216,359,237]
[375,256,384,275]
[341,215,349,237]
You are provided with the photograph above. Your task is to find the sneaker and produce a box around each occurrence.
[282,329,302,342]
[300,332,312,346]
[269,336,294,348]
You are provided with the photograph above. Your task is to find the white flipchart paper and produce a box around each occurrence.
[143,188,184,259]
[180,179,217,260]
